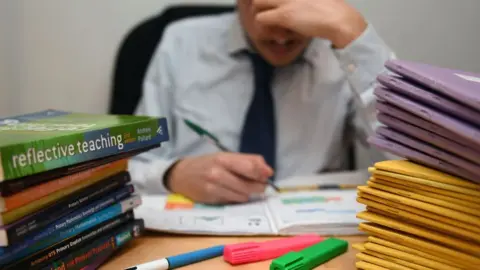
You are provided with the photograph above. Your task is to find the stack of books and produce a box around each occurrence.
[354,59,480,269]
[0,110,169,269]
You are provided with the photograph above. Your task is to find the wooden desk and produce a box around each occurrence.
[100,233,366,269]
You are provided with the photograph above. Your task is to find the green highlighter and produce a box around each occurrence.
[269,238,348,270]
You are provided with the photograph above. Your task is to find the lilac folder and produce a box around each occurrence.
[376,126,480,176]
[374,86,480,148]
[368,135,480,183]
[375,100,477,149]
[377,113,480,165]
[385,59,480,111]
[377,73,480,126]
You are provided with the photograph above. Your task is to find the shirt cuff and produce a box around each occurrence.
[128,157,179,194]
[333,24,394,93]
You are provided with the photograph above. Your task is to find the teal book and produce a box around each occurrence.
[0,110,169,181]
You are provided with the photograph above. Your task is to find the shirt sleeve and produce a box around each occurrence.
[127,40,179,194]
[333,23,400,163]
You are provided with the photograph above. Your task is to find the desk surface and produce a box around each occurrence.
[100,233,365,269]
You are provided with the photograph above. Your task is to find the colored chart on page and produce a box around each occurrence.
[268,190,363,226]
[164,194,224,210]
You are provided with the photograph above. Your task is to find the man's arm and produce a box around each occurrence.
[253,0,399,164]
[128,41,179,194]
[333,24,399,164]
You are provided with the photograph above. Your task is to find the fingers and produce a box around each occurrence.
[205,165,267,195]
[214,153,273,182]
[252,0,288,10]
[255,5,293,29]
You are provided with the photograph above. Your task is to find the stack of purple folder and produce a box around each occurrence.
[369,59,480,184]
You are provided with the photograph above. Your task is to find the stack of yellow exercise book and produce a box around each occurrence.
[354,159,480,270]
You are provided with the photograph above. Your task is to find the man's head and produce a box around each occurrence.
[237,0,311,67]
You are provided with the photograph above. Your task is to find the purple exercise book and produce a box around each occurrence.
[377,73,480,126]
[375,100,478,150]
[385,59,480,111]
[376,126,480,176]
[368,135,480,184]
[374,86,480,148]
[377,113,480,165]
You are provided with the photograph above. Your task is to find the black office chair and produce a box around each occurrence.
[109,4,235,115]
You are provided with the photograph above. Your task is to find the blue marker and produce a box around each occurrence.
[125,245,225,270]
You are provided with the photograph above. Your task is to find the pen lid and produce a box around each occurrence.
[269,238,348,270]
[224,234,323,265]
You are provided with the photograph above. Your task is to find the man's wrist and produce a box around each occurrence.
[163,159,181,191]
[330,17,367,49]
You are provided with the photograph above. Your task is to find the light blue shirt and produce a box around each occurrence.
[128,12,396,194]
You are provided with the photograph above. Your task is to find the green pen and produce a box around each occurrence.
[269,238,348,270]
[183,119,280,192]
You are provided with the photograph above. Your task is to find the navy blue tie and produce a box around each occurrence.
[239,52,277,179]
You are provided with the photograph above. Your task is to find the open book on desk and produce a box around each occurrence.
[134,171,368,236]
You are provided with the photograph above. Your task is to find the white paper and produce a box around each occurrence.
[266,190,365,235]
[135,195,275,235]
[134,172,367,236]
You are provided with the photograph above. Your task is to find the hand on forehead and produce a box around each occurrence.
[252,0,290,9]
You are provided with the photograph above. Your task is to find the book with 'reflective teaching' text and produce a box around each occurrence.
[0,110,169,182]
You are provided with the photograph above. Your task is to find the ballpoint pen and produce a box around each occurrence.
[184,119,280,192]
[125,245,225,270]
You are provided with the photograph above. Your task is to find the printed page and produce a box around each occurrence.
[266,190,365,235]
[134,194,276,235]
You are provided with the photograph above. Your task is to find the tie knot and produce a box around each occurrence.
[246,52,274,82]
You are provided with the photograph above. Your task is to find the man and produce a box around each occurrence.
[129,0,395,204]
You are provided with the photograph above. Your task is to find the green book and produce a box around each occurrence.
[0,110,169,181]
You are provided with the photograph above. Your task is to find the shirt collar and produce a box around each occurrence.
[226,13,320,65]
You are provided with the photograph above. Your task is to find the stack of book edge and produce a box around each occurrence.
[355,59,480,270]
[0,110,169,269]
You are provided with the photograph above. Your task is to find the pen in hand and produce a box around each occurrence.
[183,119,280,192]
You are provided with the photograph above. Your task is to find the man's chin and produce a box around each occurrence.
[263,53,303,67]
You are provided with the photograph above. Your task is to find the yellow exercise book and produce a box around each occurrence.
[356,261,390,270]
[357,191,480,234]
[366,180,480,214]
[367,236,459,268]
[372,160,480,190]
[358,223,480,268]
[353,243,461,270]
[369,177,480,207]
[357,186,480,227]
[357,211,480,256]
[358,196,480,242]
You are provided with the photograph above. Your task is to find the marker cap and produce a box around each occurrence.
[224,234,323,265]
[269,238,348,270]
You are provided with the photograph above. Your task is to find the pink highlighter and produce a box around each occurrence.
[223,234,324,265]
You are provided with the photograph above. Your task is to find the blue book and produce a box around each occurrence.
[0,195,141,265]
[2,182,135,246]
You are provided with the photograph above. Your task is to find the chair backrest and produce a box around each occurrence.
[109,4,235,115]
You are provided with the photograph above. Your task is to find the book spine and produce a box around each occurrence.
[0,171,130,240]
[0,144,154,196]
[0,160,127,225]
[0,196,141,265]
[0,159,127,212]
[0,117,168,181]
[43,219,144,270]
[5,212,134,270]
[6,183,135,246]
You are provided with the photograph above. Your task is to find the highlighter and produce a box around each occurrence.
[223,234,323,265]
[269,238,348,270]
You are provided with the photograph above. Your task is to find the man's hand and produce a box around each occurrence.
[253,0,367,48]
[166,153,274,204]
